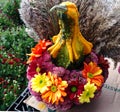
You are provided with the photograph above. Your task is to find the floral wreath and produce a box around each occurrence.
[27,40,109,111]
[26,1,109,111]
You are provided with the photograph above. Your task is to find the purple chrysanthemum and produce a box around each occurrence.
[47,97,73,111]
[52,66,66,77]
[84,52,98,64]
[27,51,55,80]
[28,82,42,101]
[98,55,109,81]
[69,70,81,80]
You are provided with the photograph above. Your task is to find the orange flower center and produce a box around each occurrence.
[51,85,57,92]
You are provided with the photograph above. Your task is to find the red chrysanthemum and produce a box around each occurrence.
[98,55,109,81]
[67,80,84,104]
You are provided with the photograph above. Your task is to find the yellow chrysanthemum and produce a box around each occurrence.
[78,82,97,103]
[41,72,68,105]
[31,73,52,93]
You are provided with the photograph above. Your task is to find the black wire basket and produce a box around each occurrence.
[7,88,55,112]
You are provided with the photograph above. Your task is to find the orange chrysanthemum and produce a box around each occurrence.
[82,62,104,89]
[41,72,68,105]
[27,39,51,63]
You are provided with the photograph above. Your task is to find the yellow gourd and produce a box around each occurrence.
[48,1,93,63]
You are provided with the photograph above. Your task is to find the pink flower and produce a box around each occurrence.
[27,52,55,80]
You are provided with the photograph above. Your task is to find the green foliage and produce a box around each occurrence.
[0,26,35,59]
[2,0,23,25]
[0,26,36,110]
[0,78,21,110]
[0,0,7,9]
[0,0,36,110]
[0,14,14,30]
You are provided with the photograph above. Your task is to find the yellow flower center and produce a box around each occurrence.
[51,85,57,92]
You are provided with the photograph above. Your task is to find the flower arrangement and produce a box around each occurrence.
[26,1,109,111]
